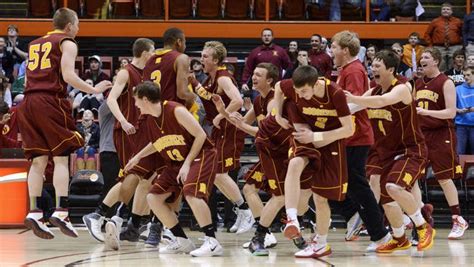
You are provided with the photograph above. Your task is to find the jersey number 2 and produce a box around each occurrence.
[28,42,52,71]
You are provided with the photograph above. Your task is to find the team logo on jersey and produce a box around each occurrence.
[199,183,207,194]
[367,109,393,121]
[416,90,439,102]
[225,158,234,167]
[402,173,413,185]
[302,107,337,117]
[153,135,186,152]
[251,171,264,182]
[342,182,348,193]
[456,165,463,174]
[2,125,10,135]
[268,179,277,190]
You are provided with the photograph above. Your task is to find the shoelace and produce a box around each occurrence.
[451,221,462,234]
[418,227,428,243]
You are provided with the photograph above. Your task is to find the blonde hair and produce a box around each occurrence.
[331,31,360,57]
[204,41,227,64]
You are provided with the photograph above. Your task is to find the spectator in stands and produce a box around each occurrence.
[98,101,120,201]
[74,79,104,115]
[286,40,299,66]
[392,42,412,78]
[0,74,11,107]
[468,54,474,67]
[0,37,14,95]
[424,2,463,71]
[191,59,207,84]
[241,28,291,92]
[402,32,424,73]
[308,33,333,78]
[5,25,27,79]
[366,0,391,21]
[365,44,378,79]
[11,58,26,102]
[445,49,466,86]
[455,66,474,154]
[317,0,362,21]
[76,110,100,171]
[321,37,332,56]
[120,58,129,69]
[83,55,110,85]
[388,0,417,19]
[283,50,309,79]
[0,100,20,149]
[463,10,474,57]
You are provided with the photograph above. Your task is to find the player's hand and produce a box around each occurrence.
[213,114,223,129]
[297,54,309,66]
[211,94,226,115]
[124,155,139,172]
[343,90,355,102]
[241,84,250,91]
[276,114,291,130]
[177,162,190,183]
[416,107,427,116]
[292,128,314,144]
[0,113,11,124]
[120,120,136,135]
[243,97,252,111]
[94,80,113,93]
[229,112,244,126]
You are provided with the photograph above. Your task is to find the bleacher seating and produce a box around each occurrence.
[109,0,137,18]
[197,0,221,18]
[169,0,194,18]
[255,0,278,19]
[225,0,250,19]
[138,0,163,17]
[27,0,54,17]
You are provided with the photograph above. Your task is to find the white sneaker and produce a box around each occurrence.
[283,219,301,240]
[105,216,123,250]
[236,209,255,234]
[190,236,223,257]
[83,212,105,242]
[229,208,243,233]
[448,216,469,240]
[242,232,278,248]
[159,237,196,254]
[366,232,392,253]
[345,212,363,241]
[139,222,151,241]
[294,242,332,258]
[49,209,78,238]
[161,227,176,245]
[24,210,55,239]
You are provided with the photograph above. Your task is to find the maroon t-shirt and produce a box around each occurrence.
[337,59,374,146]
[143,49,182,104]
[280,79,351,132]
[415,73,453,130]
[25,30,75,97]
[148,101,213,166]
[115,63,143,130]
[368,78,427,161]
[241,44,292,84]
[308,49,333,79]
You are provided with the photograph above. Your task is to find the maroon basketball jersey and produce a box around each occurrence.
[415,73,453,129]
[253,90,274,125]
[198,66,238,122]
[149,101,213,165]
[280,78,351,132]
[256,99,294,151]
[368,78,426,161]
[115,64,143,130]
[143,49,182,104]
[25,30,75,97]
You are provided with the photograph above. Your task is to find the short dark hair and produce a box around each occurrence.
[453,49,465,59]
[311,34,322,41]
[163,28,184,47]
[134,81,161,103]
[464,66,474,73]
[261,28,273,36]
[374,50,400,73]
[132,38,155,57]
[0,101,9,116]
[190,59,202,68]
[7,24,18,33]
[409,32,420,38]
[423,47,442,67]
[256,63,279,87]
[292,65,320,88]
[53,8,77,30]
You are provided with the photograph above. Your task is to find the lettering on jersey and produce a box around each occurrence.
[199,183,207,194]
[225,157,234,167]
[196,87,212,100]
[251,171,264,182]
[367,109,393,121]
[342,182,348,193]
[302,107,338,117]
[153,135,186,152]
[456,165,463,174]
[2,125,10,135]
[256,114,265,122]
[315,117,328,129]
[402,173,413,185]
[416,90,439,103]
[268,179,277,190]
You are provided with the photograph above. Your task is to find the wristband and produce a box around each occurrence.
[313,132,324,142]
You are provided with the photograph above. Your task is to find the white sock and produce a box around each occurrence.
[317,234,328,245]
[408,210,425,227]
[235,198,244,207]
[286,208,298,222]
[392,226,405,238]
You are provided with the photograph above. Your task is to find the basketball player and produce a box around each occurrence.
[125,81,223,257]
[274,65,354,258]
[18,8,112,239]
[192,41,254,234]
[345,49,435,253]
[212,63,312,255]
[415,47,469,239]
[82,38,162,249]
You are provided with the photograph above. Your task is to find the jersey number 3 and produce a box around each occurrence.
[28,42,52,71]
